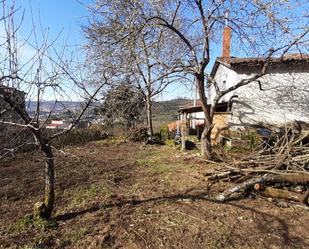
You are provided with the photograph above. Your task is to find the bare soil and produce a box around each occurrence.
[0,139,308,248]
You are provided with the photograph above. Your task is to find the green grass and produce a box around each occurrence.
[62,184,112,212]
[95,136,125,145]
[135,158,152,167]
[8,214,33,235]
[8,214,57,236]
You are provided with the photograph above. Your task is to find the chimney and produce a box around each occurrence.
[222,26,231,61]
[222,11,231,62]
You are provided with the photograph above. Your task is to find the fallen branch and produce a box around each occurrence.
[216,173,309,202]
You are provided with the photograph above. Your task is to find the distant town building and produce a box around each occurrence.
[46,120,68,129]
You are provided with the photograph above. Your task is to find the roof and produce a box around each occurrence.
[46,123,65,127]
[210,54,309,77]
[179,101,228,114]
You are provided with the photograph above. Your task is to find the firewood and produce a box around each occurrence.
[210,129,309,203]
[216,173,309,202]
[261,187,301,202]
[254,183,263,191]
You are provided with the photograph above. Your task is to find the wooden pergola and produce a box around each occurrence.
[178,102,230,150]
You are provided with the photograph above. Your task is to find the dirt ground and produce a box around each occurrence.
[0,138,308,249]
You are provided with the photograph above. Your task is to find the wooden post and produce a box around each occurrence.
[181,113,187,151]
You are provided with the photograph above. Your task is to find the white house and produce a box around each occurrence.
[46,120,68,129]
[178,26,309,145]
[209,54,309,129]
[180,26,309,140]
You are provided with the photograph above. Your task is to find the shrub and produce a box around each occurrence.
[50,127,108,148]
[159,125,170,141]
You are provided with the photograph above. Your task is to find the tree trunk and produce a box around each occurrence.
[43,143,55,218]
[34,139,55,219]
[201,126,213,159]
[195,72,213,159]
[146,95,153,136]
[181,116,187,151]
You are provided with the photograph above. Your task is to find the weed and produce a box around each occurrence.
[159,125,170,141]
[33,217,58,232]
[57,227,91,247]
[8,214,33,235]
[11,215,57,233]
[135,159,153,167]
[165,139,176,147]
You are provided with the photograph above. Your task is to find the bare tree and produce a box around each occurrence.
[143,0,309,158]
[0,1,107,219]
[84,0,186,136]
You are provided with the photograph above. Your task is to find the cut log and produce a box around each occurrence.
[261,187,301,202]
[254,183,264,191]
[216,173,309,202]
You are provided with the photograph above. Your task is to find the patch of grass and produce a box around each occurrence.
[224,145,251,154]
[19,231,53,249]
[135,149,170,167]
[186,135,200,143]
[8,214,33,235]
[19,245,39,249]
[165,139,176,147]
[56,227,91,247]
[150,164,171,175]
[95,136,125,145]
[8,214,57,237]
[64,184,112,211]
[135,158,154,167]
[33,218,58,231]
[207,223,233,249]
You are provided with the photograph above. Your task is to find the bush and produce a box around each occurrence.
[50,127,108,148]
[165,139,176,147]
[159,125,170,141]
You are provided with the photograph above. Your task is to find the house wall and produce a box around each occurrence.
[211,112,231,143]
[209,64,240,103]
[209,63,309,128]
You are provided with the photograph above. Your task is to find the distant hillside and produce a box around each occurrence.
[25,100,100,119]
[26,101,84,113]
[25,98,192,127]
[151,98,193,123]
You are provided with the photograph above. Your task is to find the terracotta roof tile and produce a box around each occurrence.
[218,54,309,66]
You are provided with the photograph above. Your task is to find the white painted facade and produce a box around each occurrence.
[208,62,309,128]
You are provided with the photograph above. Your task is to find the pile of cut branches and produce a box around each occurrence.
[206,130,309,206]
[127,127,149,142]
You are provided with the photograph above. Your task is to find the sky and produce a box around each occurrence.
[13,0,91,48]
[2,0,308,102]
[2,0,265,103]
[5,0,213,102]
